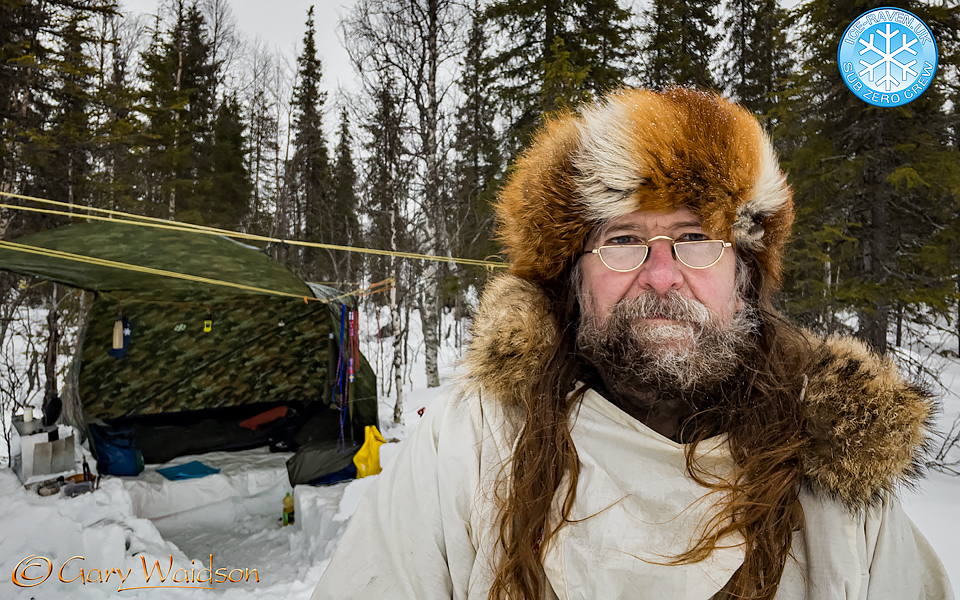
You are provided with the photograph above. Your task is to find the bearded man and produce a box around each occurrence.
[313,88,952,599]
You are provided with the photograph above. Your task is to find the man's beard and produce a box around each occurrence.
[576,290,758,434]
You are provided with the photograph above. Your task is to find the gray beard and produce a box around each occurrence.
[576,290,758,433]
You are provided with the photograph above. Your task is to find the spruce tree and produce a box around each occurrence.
[289,5,333,281]
[136,16,180,218]
[641,0,719,89]
[779,0,960,353]
[44,11,96,212]
[363,81,408,289]
[1,1,112,235]
[485,0,639,152]
[331,107,361,285]
[721,0,793,119]
[89,10,142,214]
[178,3,218,223]
[207,93,250,231]
[931,4,960,351]
[137,2,217,222]
[450,6,503,297]
[540,36,591,111]
[362,79,410,421]
[0,0,51,215]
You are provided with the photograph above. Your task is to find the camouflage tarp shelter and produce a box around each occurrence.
[0,221,377,484]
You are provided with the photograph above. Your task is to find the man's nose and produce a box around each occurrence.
[635,239,683,294]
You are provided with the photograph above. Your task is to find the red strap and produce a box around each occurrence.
[239,406,288,430]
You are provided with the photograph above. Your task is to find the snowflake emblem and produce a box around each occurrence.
[858,23,918,93]
[838,8,939,107]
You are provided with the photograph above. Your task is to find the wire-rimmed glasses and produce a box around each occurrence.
[586,235,732,272]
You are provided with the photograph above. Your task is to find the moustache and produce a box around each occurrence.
[610,290,714,328]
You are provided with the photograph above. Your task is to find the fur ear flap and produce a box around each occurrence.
[731,142,793,252]
[457,275,558,406]
[800,335,936,509]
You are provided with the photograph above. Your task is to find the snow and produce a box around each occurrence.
[0,308,958,598]
[128,448,292,520]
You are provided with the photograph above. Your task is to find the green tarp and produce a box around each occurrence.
[80,294,332,418]
[0,221,378,478]
[0,220,312,297]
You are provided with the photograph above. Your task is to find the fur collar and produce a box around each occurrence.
[460,275,936,511]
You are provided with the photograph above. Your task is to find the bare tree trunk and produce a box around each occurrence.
[420,0,442,388]
[0,278,26,352]
[895,304,903,347]
[861,193,889,354]
[43,284,60,417]
[0,199,11,238]
[68,160,74,212]
[345,215,353,284]
[421,245,441,387]
[403,301,412,387]
[391,205,403,423]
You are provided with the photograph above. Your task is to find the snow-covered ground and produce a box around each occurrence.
[0,307,958,599]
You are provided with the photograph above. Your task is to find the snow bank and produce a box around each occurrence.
[0,445,368,600]
[128,448,293,520]
[0,468,191,599]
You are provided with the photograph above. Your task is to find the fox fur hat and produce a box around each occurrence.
[495,87,794,302]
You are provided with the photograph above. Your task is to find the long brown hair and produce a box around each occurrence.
[489,255,814,600]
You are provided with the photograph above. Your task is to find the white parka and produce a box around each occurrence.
[313,276,954,600]
[312,387,952,600]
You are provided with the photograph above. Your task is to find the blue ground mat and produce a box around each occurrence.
[156,460,221,480]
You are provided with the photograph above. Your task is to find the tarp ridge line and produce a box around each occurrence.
[0,192,509,269]
[0,239,329,301]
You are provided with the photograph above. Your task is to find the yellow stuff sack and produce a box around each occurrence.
[353,425,386,478]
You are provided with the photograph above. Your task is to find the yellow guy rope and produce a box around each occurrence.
[0,191,509,269]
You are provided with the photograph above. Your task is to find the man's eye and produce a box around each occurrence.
[608,235,637,245]
[678,232,709,242]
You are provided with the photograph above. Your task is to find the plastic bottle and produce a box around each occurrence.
[282,492,295,526]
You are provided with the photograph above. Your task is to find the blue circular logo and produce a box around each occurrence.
[838,7,938,107]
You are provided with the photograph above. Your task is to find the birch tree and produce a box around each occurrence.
[343,0,465,388]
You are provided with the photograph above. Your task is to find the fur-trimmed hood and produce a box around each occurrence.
[460,275,937,511]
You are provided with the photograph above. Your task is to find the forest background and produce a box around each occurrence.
[3,0,960,468]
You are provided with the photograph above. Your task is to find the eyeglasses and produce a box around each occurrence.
[586,235,732,271]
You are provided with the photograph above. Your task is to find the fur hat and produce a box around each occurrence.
[495,87,794,302]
